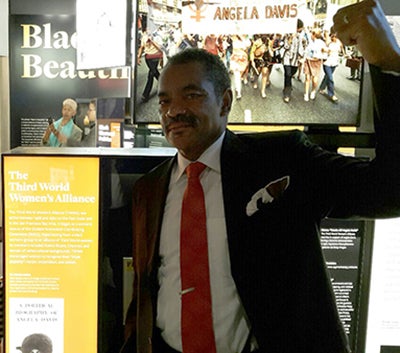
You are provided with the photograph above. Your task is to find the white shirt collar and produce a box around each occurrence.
[173,131,226,182]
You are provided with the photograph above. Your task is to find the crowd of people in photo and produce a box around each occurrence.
[136,16,362,106]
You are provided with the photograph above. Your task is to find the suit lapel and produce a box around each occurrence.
[145,157,176,271]
[135,157,175,353]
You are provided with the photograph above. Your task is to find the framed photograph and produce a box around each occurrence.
[133,0,362,127]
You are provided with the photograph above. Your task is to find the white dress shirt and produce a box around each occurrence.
[157,132,251,352]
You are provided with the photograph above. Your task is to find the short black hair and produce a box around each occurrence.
[163,48,231,99]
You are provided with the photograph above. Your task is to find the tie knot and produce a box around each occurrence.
[186,162,206,179]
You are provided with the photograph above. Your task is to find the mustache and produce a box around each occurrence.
[163,114,198,129]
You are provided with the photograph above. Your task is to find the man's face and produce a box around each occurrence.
[158,62,231,161]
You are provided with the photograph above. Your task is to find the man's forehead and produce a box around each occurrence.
[163,61,205,77]
[159,62,210,91]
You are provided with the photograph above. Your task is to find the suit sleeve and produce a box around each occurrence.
[287,66,400,220]
[370,65,400,153]
[328,65,400,218]
[366,66,400,216]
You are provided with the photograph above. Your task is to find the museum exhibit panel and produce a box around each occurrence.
[2,147,176,353]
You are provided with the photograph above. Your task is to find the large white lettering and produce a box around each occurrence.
[21,23,77,50]
[21,54,131,80]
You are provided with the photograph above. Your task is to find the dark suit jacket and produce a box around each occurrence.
[122,67,400,353]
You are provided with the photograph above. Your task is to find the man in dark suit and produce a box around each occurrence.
[122,1,400,352]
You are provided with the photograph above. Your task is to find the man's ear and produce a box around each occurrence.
[220,88,233,117]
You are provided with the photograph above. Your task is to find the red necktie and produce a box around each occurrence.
[180,162,217,353]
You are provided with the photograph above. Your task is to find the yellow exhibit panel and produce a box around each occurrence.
[3,156,100,353]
